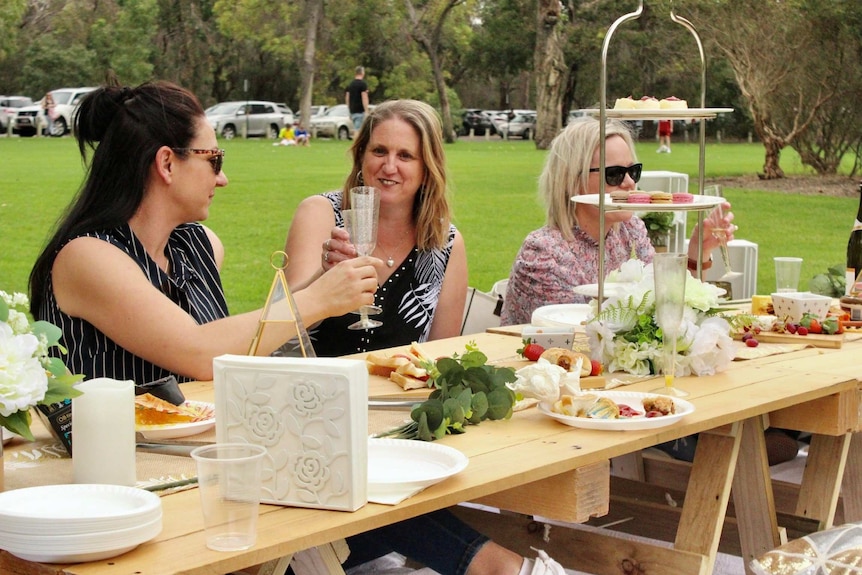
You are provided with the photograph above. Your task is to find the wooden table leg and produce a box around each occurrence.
[796,433,851,530]
[842,432,862,522]
[290,541,350,575]
[732,416,782,570]
[675,422,742,573]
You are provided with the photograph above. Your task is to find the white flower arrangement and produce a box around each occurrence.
[584,259,735,378]
[0,291,82,441]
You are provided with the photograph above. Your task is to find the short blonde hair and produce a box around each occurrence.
[540,117,637,240]
[343,99,450,250]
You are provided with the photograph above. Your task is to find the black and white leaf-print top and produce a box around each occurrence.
[309,191,456,356]
[39,222,229,383]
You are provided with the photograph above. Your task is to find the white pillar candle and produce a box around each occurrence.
[72,378,136,486]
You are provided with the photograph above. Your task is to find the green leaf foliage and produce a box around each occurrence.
[377,342,517,441]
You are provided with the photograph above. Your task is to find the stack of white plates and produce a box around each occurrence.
[0,484,162,563]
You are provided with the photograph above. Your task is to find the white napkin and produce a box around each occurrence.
[367,485,428,505]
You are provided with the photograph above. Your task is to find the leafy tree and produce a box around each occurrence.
[681,0,839,179]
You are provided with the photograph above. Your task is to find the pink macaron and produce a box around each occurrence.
[672,192,694,203]
[627,192,651,204]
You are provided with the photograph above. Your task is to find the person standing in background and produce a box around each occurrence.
[42,92,55,136]
[657,118,673,153]
[345,66,369,133]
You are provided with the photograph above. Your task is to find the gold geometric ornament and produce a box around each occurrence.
[248,251,316,358]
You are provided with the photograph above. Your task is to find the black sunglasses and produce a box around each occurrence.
[171,148,225,175]
[588,163,642,186]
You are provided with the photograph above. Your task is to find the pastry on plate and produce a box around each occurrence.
[135,394,212,426]
[659,96,688,110]
[540,348,591,376]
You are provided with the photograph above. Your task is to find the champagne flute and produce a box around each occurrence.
[346,187,382,330]
[650,253,689,397]
[704,185,741,282]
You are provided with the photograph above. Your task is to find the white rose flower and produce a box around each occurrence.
[0,324,50,417]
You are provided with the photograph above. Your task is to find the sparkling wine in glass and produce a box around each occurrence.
[346,187,382,330]
[650,253,689,397]
[704,185,741,282]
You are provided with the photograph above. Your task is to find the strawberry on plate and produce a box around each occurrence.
[517,338,545,362]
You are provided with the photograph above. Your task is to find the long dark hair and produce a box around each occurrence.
[29,80,204,316]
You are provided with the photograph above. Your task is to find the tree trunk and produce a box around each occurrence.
[298,0,323,130]
[761,137,785,180]
[428,50,456,143]
[533,0,566,149]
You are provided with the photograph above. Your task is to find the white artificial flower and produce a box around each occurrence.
[0,323,49,417]
[508,359,568,403]
[607,258,647,283]
[681,317,735,376]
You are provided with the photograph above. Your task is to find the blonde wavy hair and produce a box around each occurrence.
[342,99,450,251]
[540,117,637,241]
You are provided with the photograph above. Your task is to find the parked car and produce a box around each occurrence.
[494,113,536,139]
[206,100,286,139]
[296,105,328,125]
[458,109,494,136]
[13,87,95,137]
[309,104,354,140]
[276,103,296,127]
[0,96,33,133]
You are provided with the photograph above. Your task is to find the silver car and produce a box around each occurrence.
[309,104,354,140]
[206,100,287,139]
[1,96,33,133]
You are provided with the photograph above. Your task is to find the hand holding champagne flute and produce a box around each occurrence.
[345,187,382,330]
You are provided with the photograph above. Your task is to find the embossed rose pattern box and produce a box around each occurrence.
[213,355,368,511]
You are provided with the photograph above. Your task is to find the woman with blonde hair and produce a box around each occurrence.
[285,99,570,575]
[501,116,731,326]
[285,99,467,356]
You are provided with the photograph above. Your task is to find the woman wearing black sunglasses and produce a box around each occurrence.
[30,81,378,383]
[500,116,732,326]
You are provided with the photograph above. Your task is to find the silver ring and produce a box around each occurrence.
[325,239,332,251]
[323,251,329,263]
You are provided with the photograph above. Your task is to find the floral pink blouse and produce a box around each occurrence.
[500,220,654,326]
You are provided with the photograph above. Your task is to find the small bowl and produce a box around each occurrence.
[770,292,832,322]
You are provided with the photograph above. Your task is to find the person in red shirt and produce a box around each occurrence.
[657,119,673,153]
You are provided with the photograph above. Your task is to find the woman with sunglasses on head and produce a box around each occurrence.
[29,81,378,383]
[501,116,733,326]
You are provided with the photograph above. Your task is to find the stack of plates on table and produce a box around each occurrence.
[367,438,469,505]
[0,484,162,563]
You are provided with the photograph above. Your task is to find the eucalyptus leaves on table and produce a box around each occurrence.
[378,342,517,442]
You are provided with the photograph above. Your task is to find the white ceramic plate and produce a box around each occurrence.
[538,391,694,431]
[367,438,468,498]
[571,193,725,212]
[580,108,734,120]
[573,282,725,299]
[572,282,636,299]
[531,304,594,328]
[136,401,215,440]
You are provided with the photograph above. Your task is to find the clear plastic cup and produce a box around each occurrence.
[190,443,266,551]
[774,257,803,293]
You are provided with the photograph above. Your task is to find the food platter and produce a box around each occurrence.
[367,438,468,503]
[135,401,215,440]
[571,193,725,211]
[531,304,594,328]
[538,390,694,431]
[579,108,734,120]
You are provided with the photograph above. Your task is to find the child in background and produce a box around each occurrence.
[274,125,296,146]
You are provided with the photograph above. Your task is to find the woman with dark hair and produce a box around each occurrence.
[29,80,377,384]
[284,99,568,575]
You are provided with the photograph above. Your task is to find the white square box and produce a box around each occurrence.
[213,355,368,511]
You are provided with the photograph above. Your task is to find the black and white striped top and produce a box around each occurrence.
[39,223,229,384]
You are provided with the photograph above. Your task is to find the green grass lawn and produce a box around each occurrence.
[1,135,856,315]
